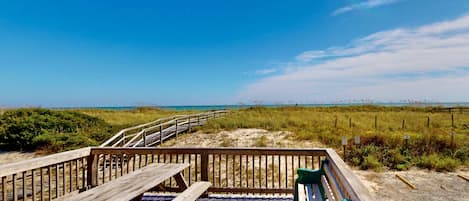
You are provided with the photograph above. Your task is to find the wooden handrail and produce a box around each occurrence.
[101,110,228,147]
[0,147,91,178]
[326,149,374,201]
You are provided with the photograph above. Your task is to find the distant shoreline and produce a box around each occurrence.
[49,102,469,111]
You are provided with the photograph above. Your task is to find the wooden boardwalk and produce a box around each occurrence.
[101,110,226,147]
[129,119,208,147]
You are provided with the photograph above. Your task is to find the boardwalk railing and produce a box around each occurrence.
[100,110,228,147]
[0,147,372,201]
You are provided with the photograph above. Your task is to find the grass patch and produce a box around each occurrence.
[417,154,461,172]
[73,107,186,126]
[254,136,269,147]
[200,106,469,171]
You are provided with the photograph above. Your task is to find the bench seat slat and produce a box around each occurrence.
[312,184,322,201]
[305,184,314,201]
[298,184,306,201]
[173,181,211,201]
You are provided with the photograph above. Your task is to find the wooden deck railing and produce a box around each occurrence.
[0,147,372,201]
[100,110,227,147]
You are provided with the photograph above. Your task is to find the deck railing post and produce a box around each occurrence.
[201,153,209,182]
[86,152,98,188]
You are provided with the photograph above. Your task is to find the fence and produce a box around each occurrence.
[0,147,372,201]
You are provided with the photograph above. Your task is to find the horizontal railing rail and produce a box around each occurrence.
[0,147,372,201]
[0,147,92,201]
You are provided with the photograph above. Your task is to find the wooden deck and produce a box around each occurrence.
[0,147,373,201]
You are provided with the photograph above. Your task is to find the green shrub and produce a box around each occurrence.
[360,155,383,171]
[454,147,469,162]
[417,154,461,172]
[0,108,116,152]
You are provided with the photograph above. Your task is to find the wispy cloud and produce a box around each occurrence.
[238,14,469,103]
[255,68,278,75]
[333,0,401,15]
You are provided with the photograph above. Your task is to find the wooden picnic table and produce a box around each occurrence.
[58,163,189,201]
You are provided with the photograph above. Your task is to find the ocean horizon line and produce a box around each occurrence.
[25,102,469,111]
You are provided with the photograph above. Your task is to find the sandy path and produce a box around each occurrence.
[354,168,469,201]
[0,151,42,165]
[163,128,326,148]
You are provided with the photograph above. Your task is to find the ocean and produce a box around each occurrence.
[53,102,469,111]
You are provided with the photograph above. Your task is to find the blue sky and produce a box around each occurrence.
[1,0,469,107]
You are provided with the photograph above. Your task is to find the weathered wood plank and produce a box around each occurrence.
[325,149,374,201]
[173,181,211,201]
[0,148,91,178]
[173,172,189,192]
[323,163,345,201]
[297,184,306,201]
[57,163,189,201]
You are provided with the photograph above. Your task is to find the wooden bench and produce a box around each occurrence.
[56,163,189,201]
[173,181,212,201]
[294,160,349,201]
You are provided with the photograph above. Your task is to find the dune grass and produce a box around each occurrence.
[198,106,469,171]
[73,107,191,126]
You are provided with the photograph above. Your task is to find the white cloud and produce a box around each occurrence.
[333,0,401,15]
[255,68,278,75]
[238,14,469,104]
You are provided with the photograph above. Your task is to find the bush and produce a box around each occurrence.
[360,155,383,171]
[0,108,116,152]
[382,148,411,170]
[417,154,461,172]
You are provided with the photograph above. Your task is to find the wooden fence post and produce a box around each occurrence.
[374,115,378,130]
[451,113,454,128]
[334,116,338,128]
[143,131,146,147]
[175,119,178,140]
[159,125,163,145]
[402,119,405,129]
[188,116,191,132]
[201,153,209,182]
[86,153,98,188]
[427,116,430,128]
